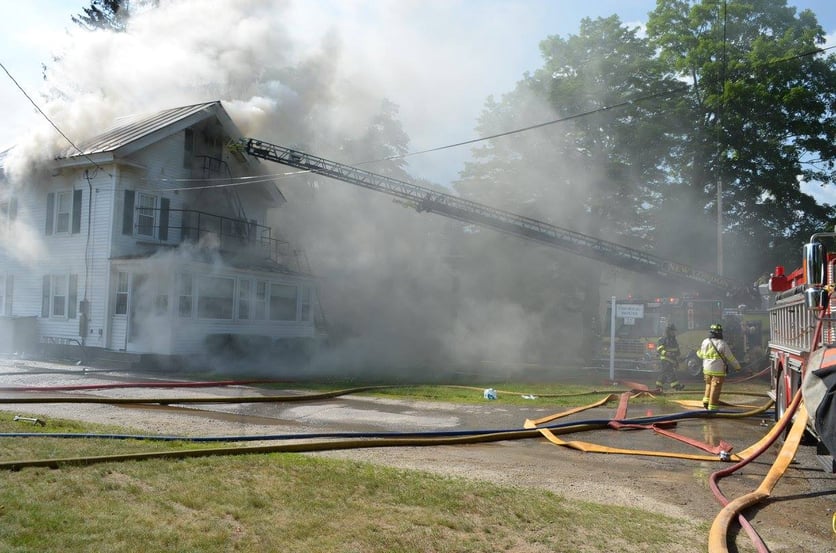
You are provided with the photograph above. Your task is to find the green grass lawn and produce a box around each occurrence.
[0,446,703,553]
[0,381,749,552]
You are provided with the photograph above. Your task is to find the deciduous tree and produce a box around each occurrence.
[646,0,836,280]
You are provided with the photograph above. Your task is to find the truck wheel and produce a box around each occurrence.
[685,352,701,378]
[774,372,789,425]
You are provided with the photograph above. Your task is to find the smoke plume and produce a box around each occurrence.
[4,0,607,380]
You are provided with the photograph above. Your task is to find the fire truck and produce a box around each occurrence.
[767,232,836,469]
[600,295,768,377]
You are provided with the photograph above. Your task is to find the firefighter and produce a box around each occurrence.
[697,323,741,411]
[655,323,684,391]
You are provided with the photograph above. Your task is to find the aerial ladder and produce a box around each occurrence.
[242,138,750,298]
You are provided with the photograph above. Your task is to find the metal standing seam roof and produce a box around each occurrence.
[67,100,222,157]
[62,100,285,205]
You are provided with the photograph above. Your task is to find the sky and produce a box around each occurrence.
[1,0,835,198]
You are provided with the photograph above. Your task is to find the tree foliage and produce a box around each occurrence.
[458,16,682,244]
[72,0,158,32]
[647,0,836,280]
[454,16,686,359]
[459,1,836,288]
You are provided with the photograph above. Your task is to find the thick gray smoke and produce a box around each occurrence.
[4,0,617,380]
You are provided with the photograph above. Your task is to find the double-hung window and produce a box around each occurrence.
[41,274,78,319]
[122,190,170,240]
[55,192,71,233]
[137,193,156,237]
[45,190,82,235]
[115,272,129,315]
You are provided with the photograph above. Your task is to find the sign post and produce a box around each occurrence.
[609,296,616,382]
[610,302,645,382]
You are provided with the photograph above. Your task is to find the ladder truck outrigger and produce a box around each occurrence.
[767,232,836,470]
[242,139,759,371]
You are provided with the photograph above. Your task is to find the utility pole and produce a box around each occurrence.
[717,0,728,276]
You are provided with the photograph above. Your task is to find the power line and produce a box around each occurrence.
[0,60,113,178]
[379,42,836,165]
[379,85,691,162]
[155,171,310,192]
[757,44,836,69]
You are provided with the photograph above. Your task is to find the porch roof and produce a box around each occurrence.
[110,250,314,279]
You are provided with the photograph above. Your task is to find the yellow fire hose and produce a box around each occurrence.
[525,394,774,462]
[0,389,770,470]
[708,396,808,553]
[2,379,819,551]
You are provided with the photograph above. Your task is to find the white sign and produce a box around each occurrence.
[616,304,644,319]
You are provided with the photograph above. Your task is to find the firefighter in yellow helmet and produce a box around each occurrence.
[697,323,741,410]
[656,323,684,391]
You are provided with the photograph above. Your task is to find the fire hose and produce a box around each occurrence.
[0,379,816,551]
[707,389,807,553]
[0,388,772,470]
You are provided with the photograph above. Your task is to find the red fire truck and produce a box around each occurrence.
[767,232,836,469]
[600,295,768,377]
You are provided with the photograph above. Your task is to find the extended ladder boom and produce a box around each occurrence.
[244,138,742,294]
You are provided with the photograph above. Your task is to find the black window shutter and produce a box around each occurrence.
[159,197,170,241]
[41,276,50,317]
[122,190,135,235]
[71,189,82,234]
[68,274,78,319]
[45,193,54,235]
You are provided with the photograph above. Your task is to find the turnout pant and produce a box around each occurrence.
[656,360,680,389]
[703,374,725,411]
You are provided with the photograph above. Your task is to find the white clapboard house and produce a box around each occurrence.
[0,101,319,367]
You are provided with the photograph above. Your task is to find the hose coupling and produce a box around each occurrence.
[719,450,731,462]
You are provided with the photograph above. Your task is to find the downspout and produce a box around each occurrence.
[80,170,94,356]
[102,164,119,351]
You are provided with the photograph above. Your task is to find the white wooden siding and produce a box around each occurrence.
[2,108,309,358]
